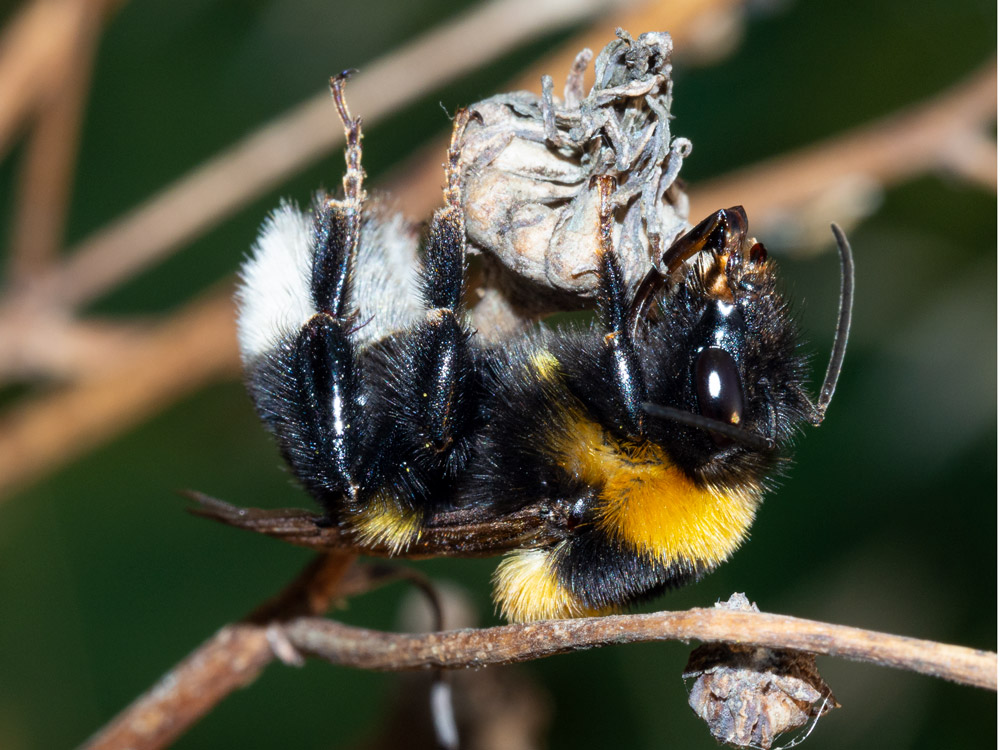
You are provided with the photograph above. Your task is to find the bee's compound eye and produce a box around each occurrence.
[694,347,745,440]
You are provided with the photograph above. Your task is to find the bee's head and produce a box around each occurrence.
[639,207,853,489]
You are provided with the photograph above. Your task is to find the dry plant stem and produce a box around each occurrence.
[690,61,997,219]
[80,551,357,750]
[185,492,567,556]
[284,609,996,691]
[507,0,736,96]
[0,315,149,381]
[8,0,628,315]
[81,601,995,750]
[0,0,120,159]
[941,128,996,190]
[7,0,105,283]
[0,0,63,156]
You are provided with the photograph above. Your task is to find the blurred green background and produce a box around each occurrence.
[0,0,995,748]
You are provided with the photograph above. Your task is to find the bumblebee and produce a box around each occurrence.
[235,73,853,623]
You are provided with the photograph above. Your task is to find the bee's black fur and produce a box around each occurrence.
[248,316,361,507]
[556,530,706,611]
[239,93,820,621]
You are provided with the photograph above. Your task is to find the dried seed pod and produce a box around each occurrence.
[459,29,691,310]
[683,594,839,749]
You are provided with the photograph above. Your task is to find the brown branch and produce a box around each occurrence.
[79,551,357,750]
[0,289,239,498]
[185,491,568,557]
[938,128,997,191]
[186,495,1000,689]
[284,609,996,690]
[6,0,106,284]
[80,592,996,750]
[0,314,149,381]
[0,0,119,159]
[689,61,997,223]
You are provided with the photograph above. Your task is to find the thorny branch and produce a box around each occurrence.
[79,547,997,750]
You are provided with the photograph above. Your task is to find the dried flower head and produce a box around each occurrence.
[683,594,840,749]
[459,29,691,309]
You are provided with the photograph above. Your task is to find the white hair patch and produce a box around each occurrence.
[236,201,316,363]
[352,207,423,347]
[236,199,425,364]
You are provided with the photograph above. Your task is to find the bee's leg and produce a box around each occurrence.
[312,71,366,317]
[286,72,368,503]
[626,263,666,340]
[412,109,478,456]
[592,175,648,436]
[629,207,749,338]
[346,108,478,552]
[660,206,747,272]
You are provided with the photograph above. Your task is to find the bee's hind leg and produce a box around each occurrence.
[312,70,366,316]
[405,110,480,462]
[274,72,369,506]
[347,110,481,552]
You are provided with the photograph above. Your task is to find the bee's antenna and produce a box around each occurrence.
[810,223,855,425]
[641,402,776,452]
